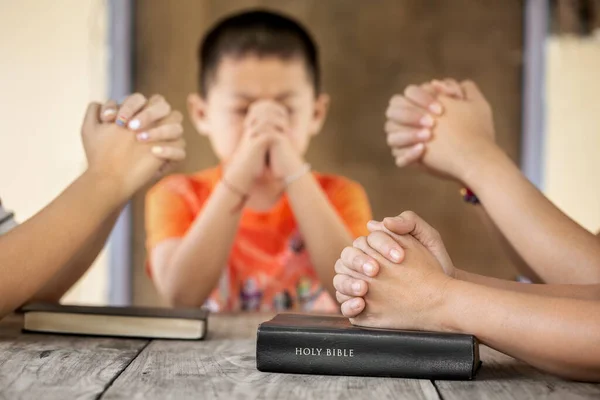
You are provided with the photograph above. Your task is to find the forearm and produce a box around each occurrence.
[443,279,600,381]
[455,269,600,300]
[0,171,122,317]
[286,173,353,297]
[157,183,242,307]
[473,206,543,283]
[464,146,600,283]
[29,209,122,303]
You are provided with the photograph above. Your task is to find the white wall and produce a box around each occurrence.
[0,0,109,304]
[545,35,600,234]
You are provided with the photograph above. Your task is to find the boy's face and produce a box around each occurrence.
[188,55,329,162]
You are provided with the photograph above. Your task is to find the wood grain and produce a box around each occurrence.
[434,346,600,400]
[100,339,440,400]
[3,313,600,399]
[0,316,148,400]
[102,312,439,399]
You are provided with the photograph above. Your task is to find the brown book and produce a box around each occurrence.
[19,303,208,340]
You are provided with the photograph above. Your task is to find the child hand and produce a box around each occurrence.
[335,230,453,332]
[81,93,186,201]
[225,100,303,190]
[386,79,497,183]
[246,100,303,178]
[334,211,456,318]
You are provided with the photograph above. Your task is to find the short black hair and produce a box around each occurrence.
[197,9,320,97]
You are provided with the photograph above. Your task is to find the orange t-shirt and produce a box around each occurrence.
[145,167,372,313]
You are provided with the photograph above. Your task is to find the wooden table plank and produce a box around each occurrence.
[100,339,439,400]
[434,346,600,400]
[0,314,148,400]
[4,312,600,399]
[101,312,440,400]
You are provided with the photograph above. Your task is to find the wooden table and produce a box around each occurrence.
[1,312,599,399]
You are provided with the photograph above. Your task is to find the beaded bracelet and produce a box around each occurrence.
[460,187,480,205]
[284,163,311,188]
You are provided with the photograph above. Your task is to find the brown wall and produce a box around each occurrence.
[133,0,523,306]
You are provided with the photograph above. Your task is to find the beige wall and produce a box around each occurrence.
[0,0,108,304]
[545,36,600,233]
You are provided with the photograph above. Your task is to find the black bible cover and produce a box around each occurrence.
[256,313,481,380]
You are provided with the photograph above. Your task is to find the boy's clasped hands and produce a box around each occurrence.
[222,100,307,197]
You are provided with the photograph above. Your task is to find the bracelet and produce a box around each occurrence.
[221,178,249,213]
[460,187,480,205]
[284,163,311,188]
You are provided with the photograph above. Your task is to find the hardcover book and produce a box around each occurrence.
[19,303,208,340]
[256,313,480,380]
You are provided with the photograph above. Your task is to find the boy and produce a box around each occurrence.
[0,94,185,318]
[145,10,372,312]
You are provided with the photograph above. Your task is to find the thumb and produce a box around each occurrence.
[383,212,455,275]
[431,79,464,100]
[460,80,486,103]
[82,102,101,132]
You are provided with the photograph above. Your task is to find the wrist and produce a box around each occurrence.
[458,143,507,191]
[284,163,311,189]
[437,278,478,334]
[278,153,305,179]
[223,162,254,194]
[81,168,126,209]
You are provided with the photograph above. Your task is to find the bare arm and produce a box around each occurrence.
[454,269,600,300]
[0,96,185,316]
[149,182,244,307]
[28,209,121,303]
[444,279,600,382]
[0,172,121,317]
[286,173,353,297]
[464,146,600,284]
[474,206,544,283]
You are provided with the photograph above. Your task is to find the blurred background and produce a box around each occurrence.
[0,0,598,306]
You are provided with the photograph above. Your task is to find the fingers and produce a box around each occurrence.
[386,123,432,146]
[460,80,486,103]
[335,291,354,304]
[253,115,289,134]
[403,84,443,115]
[431,79,465,99]
[338,247,380,277]
[245,101,289,129]
[159,110,184,124]
[382,211,439,244]
[391,143,425,167]
[386,98,435,129]
[365,230,406,264]
[352,236,395,268]
[116,93,147,127]
[149,138,186,162]
[100,100,118,123]
[136,123,183,143]
[126,94,172,131]
[246,121,286,141]
[382,211,449,264]
[82,102,101,131]
[340,297,366,318]
[333,274,368,297]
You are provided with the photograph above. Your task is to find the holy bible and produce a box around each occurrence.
[19,303,208,340]
[256,313,481,380]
